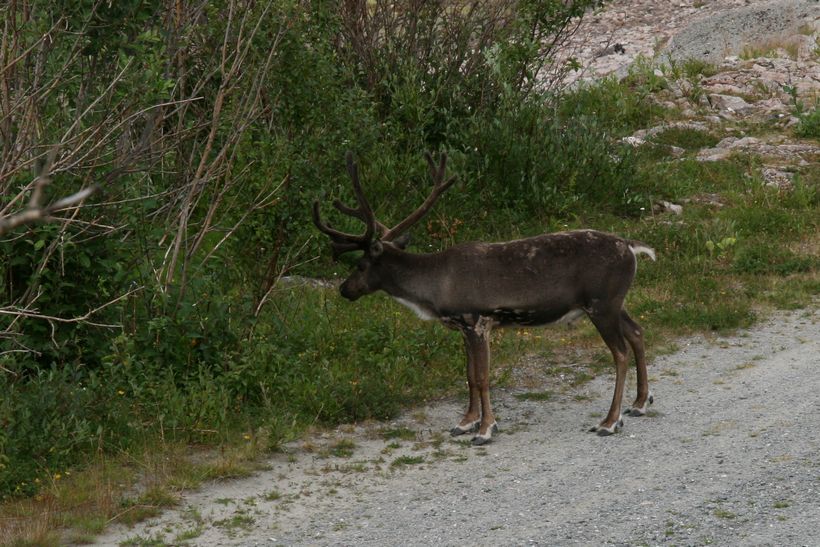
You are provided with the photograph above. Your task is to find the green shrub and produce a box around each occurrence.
[795,107,820,139]
[464,100,647,219]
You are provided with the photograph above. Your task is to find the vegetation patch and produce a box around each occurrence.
[329,439,357,459]
[390,456,425,468]
[514,391,553,402]
[381,427,418,441]
[649,127,721,151]
[1,1,817,544]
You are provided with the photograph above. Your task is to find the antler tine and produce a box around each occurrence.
[312,152,381,259]
[312,201,358,242]
[334,199,391,237]
[382,152,457,243]
[423,151,449,184]
[313,200,375,260]
[345,151,377,243]
[329,241,363,260]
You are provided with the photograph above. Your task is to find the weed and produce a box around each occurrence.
[263,490,282,501]
[650,127,720,151]
[795,106,820,139]
[381,427,417,441]
[713,508,736,520]
[120,533,169,546]
[174,523,204,542]
[390,456,424,468]
[741,39,800,60]
[213,512,255,532]
[329,439,356,458]
[514,390,552,401]
[570,371,596,387]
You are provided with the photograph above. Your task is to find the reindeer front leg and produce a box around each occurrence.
[450,329,481,437]
[467,317,498,445]
[450,317,498,444]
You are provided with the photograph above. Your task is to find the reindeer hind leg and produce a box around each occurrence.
[588,310,629,436]
[621,310,653,416]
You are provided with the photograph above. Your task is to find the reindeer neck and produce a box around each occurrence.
[377,247,443,304]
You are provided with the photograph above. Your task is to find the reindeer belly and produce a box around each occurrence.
[489,307,585,327]
[438,305,585,329]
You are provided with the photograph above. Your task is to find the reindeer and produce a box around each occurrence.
[313,152,656,445]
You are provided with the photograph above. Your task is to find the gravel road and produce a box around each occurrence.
[97,308,819,546]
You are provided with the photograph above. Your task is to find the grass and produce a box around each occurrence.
[649,127,721,151]
[713,508,737,520]
[740,38,801,60]
[328,439,356,458]
[0,439,272,545]
[795,106,820,139]
[390,455,425,468]
[3,54,818,547]
[263,490,282,501]
[380,427,417,441]
[514,390,552,402]
[5,161,817,542]
[213,512,255,531]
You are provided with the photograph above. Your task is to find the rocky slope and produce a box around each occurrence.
[578,0,820,194]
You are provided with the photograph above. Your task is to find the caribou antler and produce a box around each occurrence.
[312,151,378,258]
[381,152,456,242]
[313,151,456,258]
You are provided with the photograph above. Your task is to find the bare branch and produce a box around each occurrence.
[0,286,143,326]
[0,184,98,237]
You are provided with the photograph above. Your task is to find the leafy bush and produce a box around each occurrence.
[795,107,820,139]
[464,99,647,219]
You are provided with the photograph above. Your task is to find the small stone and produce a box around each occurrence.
[656,201,684,215]
[708,93,752,114]
[762,168,794,190]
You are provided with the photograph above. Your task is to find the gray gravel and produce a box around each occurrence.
[96,308,820,546]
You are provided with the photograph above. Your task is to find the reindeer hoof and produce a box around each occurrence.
[626,392,654,416]
[450,421,480,437]
[590,417,623,436]
[470,423,498,446]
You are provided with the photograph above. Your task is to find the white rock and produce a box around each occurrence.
[709,94,752,113]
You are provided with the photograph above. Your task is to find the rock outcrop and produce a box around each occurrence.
[662,0,819,65]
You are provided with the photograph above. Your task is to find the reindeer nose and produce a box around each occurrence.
[339,282,356,301]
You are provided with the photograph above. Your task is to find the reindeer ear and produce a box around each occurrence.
[392,233,411,250]
[369,240,383,257]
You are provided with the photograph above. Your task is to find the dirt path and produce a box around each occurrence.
[96,308,819,546]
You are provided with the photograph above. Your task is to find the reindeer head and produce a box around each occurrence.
[312,151,455,301]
